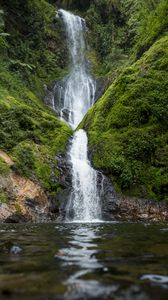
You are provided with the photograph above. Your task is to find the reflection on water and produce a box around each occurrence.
[56,225,116,299]
[0,222,168,300]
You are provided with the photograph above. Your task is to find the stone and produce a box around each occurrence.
[10,245,22,255]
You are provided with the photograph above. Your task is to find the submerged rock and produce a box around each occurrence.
[141,274,168,285]
[10,245,22,255]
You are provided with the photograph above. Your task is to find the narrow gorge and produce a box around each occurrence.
[0,1,168,300]
[52,8,168,223]
[0,0,167,223]
[54,9,102,222]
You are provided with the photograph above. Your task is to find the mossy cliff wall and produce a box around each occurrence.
[0,0,167,220]
[81,0,168,202]
[0,0,72,213]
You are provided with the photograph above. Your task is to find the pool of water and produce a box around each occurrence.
[0,222,168,300]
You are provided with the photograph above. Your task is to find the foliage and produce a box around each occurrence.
[82,35,168,201]
[83,0,167,78]
[0,0,68,93]
[15,203,22,215]
[0,70,72,192]
[0,0,167,204]
[134,0,168,58]
[0,0,72,195]
[0,9,9,49]
[0,158,10,175]
[0,192,8,204]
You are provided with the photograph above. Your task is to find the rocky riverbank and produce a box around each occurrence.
[0,150,59,223]
[1,149,168,223]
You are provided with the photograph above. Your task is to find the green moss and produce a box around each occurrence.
[134,0,168,59]
[15,203,22,215]
[0,73,72,194]
[12,143,35,177]
[1,0,68,90]
[0,0,167,204]
[0,158,10,175]
[0,0,72,196]
[82,35,168,202]
[0,192,8,204]
[0,86,72,193]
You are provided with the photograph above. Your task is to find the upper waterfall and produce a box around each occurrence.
[56,9,96,129]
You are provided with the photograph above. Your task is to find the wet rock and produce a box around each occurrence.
[140,274,168,284]
[94,78,107,102]
[25,198,37,209]
[61,108,72,122]
[43,84,55,111]
[55,151,72,189]
[10,245,22,255]
[115,196,168,222]
[53,77,68,113]
[4,213,27,224]
[0,204,15,222]
[93,169,168,222]
[52,75,106,119]
[46,150,73,220]
[97,172,118,220]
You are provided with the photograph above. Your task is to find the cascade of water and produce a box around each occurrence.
[57,9,96,129]
[66,129,102,222]
[57,9,102,222]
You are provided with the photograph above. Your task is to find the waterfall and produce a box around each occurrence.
[57,9,102,222]
[66,129,102,222]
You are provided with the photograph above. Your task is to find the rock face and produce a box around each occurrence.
[97,173,168,222]
[0,150,14,166]
[53,150,168,222]
[115,196,168,222]
[0,151,51,223]
[96,172,118,220]
[54,148,73,221]
[0,172,50,223]
[1,149,167,223]
[94,78,107,103]
[0,148,73,224]
[52,75,105,120]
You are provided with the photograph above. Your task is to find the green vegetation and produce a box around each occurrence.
[82,0,168,202]
[0,158,10,175]
[0,192,8,204]
[82,35,168,201]
[81,0,167,78]
[0,0,72,196]
[14,203,22,215]
[0,0,167,205]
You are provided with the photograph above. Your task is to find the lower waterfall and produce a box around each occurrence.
[56,9,102,222]
[65,130,102,222]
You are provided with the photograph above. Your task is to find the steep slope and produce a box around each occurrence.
[0,0,72,219]
[0,0,167,221]
[82,0,168,202]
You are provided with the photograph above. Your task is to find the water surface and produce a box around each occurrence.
[0,222,168,300]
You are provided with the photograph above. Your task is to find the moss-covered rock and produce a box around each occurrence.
[0,0,72,200]
[0,158,10,175]
[82,35,168,202]
[0,80,72,194]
